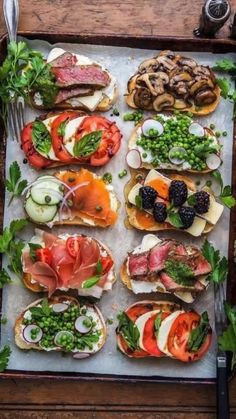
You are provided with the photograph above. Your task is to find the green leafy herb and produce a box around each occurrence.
[164,259,195,286]
[187,194,197,206]
[216,78,231,99]
[73,130,102,157]
[135,195,143,210]
[30,298,51,319]
[117,312,140,351]
[5,161,28,206]
[0,269,12,288]
[188,312,210,352]
[218,302,236,369]
[211,170,236,209]
[96,260,103,275]
[201,240,228,284]
[167,211,183,228]
[29,243,42,262]
[0,345,11,372]
[82,276,100,289]
[213,58,236,73]
[154,312,162,337]
[57,120,67,137]
[76,331,101,350]
[0,315,8,325]
[41,298,51,316]
[32,121,52,155]
[194,143,218,157]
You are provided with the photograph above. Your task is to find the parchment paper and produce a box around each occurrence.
[1,38,235,379]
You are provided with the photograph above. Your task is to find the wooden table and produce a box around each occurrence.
[0,0,236,417]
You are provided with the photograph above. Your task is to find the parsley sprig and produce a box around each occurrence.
[211,170,236,209]
[201,240,228,284]
[0,345,11,372]
[5,161,28,206]
[213,58,236,118]
[218,302,236,369]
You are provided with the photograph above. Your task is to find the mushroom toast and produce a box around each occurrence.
[30,48,118,112]
[116,300,212,362]
[125,169,223,236]
[21,112,122,170]
[120,234,218,303]
[15,296,106,357]
[24,169,119,227]
[126,50,220,115]
[126,113,221,173]
[21,229,115,298]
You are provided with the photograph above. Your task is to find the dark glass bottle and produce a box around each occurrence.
[194,0,231,38]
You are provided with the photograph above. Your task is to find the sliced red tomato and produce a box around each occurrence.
[75,116,122,166]
[167,312,212,363]
[142,312,169,357]
[51,111,81,163]
[21,123,53,169]
[66,237,81,258]
[35,248,53,265]
[126,302,161,323]
[118,334,149,358]
[100,256,113,274]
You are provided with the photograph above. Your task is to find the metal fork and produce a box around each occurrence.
[3,0,25,141]
[214,282,230,419]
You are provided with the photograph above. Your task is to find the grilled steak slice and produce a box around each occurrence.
[128,252,149,277]
[51,65,110,88]
[49,52,78,68]
[148,241,172,272]
[55,87,94,104]
[160,272,205,292]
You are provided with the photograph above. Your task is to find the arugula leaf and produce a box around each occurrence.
[0,345,11,372]
[211,170,236,209]
[82,276,100,289]
[73,130,102,157]
[224,302,236,336]
[154,312,162,337]
[213,58,236,73]
[32,121,52,155]
[0,269,12,288]
[216,78,231,99]
[29,243,42,262]
[201,240,228,284]
[5,162,28,206]
[167,211,183,228]
[188,312,210,352]
[117,312,140,351]
[135,195,143,210]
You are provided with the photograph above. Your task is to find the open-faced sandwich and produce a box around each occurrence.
[125,169,223,236]
[120,234,215,303]
[29,47,118,112]
[126,113,221,173]
[21,229,115,299]
[24,169,119,227]
[126,50,220,115]
[15,295,106,357]
[116,300,212,362]
[21,112,122,169]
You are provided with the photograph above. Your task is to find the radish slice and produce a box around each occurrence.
[206,153,221,170]
[52,303,69,313]
[75,316,92,334]
[54,331,74,347]
[126,149,141,169]
[188,122,205,137]
[73,352,91,359]
[168,147,186,165]
[142,119,164,137]
[23,324,43,343]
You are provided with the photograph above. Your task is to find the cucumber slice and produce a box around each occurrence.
[25,196,58,224]
[31,186,63,205]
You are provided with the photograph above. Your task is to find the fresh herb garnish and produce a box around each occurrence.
[194,143,218,157]
[218,302,236,369]
[201,240,228,284]
[73,130,102,157]
[216,78,231,99]
[5,161,28,206]
[76,331,101,350]
[0,269,12,288]
[117,312,140,351]
[96,260,103,275]
[82,260,103,288]
[29,243,42,262]
[188,311,210,352]
[187,194,197,206]
[154,312,162,337]
[135,195,143,210]
[211,170,236,209]
[57,120,67,137]
[32,121,52,155]
[0,345,11,372]
[164,259,195,286]
[167,210,183,228]
[29,298,52,318]
[213,58,236,73]
[0,315,8,325]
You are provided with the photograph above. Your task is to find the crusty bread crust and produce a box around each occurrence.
[22,235,116,293]
[15,295,107,354]
[128,123,221,174]
[124,169,214,234]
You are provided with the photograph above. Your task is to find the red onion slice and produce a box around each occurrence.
[75,315,92,334]
[23,324,43,343]
[59,181,90,221]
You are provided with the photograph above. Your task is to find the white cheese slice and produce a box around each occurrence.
[174,291,194,303]
[128,183,142,205]
[158,310,183,356]
[47,48,67,63]
[63,116,86,156]
[67,91,103,112]
[144,169,169,185]
[184,216,207,237]
[131,280,166,294]
[132,234,161,255]
[135,310,161,350]
[199,197,224,225]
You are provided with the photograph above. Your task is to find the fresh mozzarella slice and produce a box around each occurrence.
[130,280,166,294]
[135,310,161,350]
[199,197,223,225]
[174,291,194,303]
[63,116,86,157]
[158,310,183,356]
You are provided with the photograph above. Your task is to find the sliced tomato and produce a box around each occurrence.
[66,237,82,258]
[142,312,170,357]
[75,115,122,166]
[167,312,212,363]
[100,256,113,274]
[51,111,81,163]
[118,334,149,358]
[35,248,53,265]
[126,302,161,323]
[21,123,53,169]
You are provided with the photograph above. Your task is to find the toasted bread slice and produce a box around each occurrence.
[15,295,107,355]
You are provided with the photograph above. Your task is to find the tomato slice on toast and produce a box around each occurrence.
[21,123,53,169]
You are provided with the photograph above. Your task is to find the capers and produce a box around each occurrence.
[45,195,51,204]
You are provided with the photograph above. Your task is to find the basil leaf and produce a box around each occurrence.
[187,194,197,206]
[188,311,210,352]
[29,306,44,319]
[32,121,52,155]
[57,120,67,137]
[29,243,42,262]
[135,195,143,210]
[73,130,102,157]
[154,312,162,337]
[117,312,140,351]
[82,275,100,289]
[96,260,103,275]
[167,211,183,228]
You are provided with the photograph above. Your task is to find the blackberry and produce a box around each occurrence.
[169,180,188,207]
[139,186,157,209]
[153,202,167,223]
[179,207,196,229]
[193,191,210,214]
